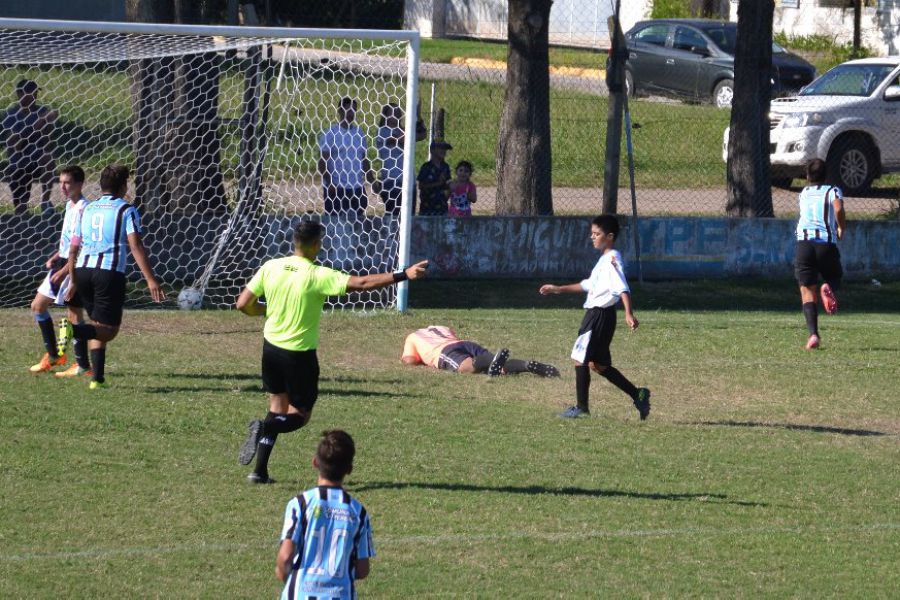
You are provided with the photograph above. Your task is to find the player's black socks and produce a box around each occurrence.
[90,348,106,383]
[471,352,494,373]
[262,411,306,435]
[802,302,819,335]
[503,358,528,374]
[575,365,591,411]
[35,312,59,357]
[73,323,98,341]
[73,338,91,370]
[254,432,278,477]
[601,367,639,399]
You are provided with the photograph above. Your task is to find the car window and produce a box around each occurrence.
[632,24,669,47]
[704,26,737,54]
[673,26,708,53]
[800,63,897,97]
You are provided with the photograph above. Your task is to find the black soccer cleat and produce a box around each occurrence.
[238,420,263,465]
[247,472,276,485]
[526,361,561,378]
[633,388,651,421]
[487,348,510,377]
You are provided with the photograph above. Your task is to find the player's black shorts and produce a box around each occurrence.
[794,241,843,288]
[578,306,618,366]
[261,340,319,411]
[73,267,126,326]
[437,341,490,371]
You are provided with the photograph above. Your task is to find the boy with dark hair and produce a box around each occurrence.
[276,430,374,600]
[236,220,428,483]
[539,214,650,419]
[794,158,845,350]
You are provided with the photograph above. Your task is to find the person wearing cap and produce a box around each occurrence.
[2,79,58,215]
[234,220,429,484]
[417,140,453,216]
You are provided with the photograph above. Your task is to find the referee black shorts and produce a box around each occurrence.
[794,241,843,288]
[578,306,618,367]
[73,267,126,326]
[261,340,319,412]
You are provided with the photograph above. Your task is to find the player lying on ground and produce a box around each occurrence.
[794,158,845,350]
[539,214,651,420]
[29,165,92,377]
[401,325,560,377]
[236,220,428,484]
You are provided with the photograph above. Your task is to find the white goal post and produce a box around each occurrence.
[0,18,420,311]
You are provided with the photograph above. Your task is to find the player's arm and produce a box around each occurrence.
[354,558,370,580]
[539,283,584,295]
[275,539,295,583]
[620,291,639,331]
[469,185,477,203]
[346,260,428,292]
[834,196,846,240]
[62,242,82,302]
[236,287,267,316]
[401,356,422,366]
[127,232,165,303]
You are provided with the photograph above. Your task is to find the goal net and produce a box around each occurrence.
[0,19,420,311]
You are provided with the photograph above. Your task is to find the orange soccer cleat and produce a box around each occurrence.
[29,353,66,373]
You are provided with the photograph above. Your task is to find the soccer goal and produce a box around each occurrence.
[0,18,420,311]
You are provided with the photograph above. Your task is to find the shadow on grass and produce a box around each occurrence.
[144,385,415,398]
[170,373,402,385]
[411,278,900,313]
[351,481,768,507]
[688,420,892,438]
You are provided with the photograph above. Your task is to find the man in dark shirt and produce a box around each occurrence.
[2,80,57,215]
[416,141,452,216]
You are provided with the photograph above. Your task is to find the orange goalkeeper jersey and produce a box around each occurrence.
[402,326,461,368]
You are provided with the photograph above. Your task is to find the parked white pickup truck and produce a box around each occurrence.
[723,57,900,194]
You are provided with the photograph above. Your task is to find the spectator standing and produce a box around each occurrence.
[2,80,58,215]
[447,160,477,217]
[374,102,425,217]
[317,96,373,221]
[416,140,452,216]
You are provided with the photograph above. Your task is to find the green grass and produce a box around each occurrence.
[420,37,607,70]
[1,279,898,597]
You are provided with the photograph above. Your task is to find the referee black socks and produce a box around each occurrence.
[262,411,306,435]
[575,365,591,412]
[803,302,819,335]
[254,432,278,477]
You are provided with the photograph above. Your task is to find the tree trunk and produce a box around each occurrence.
[496,0,553,216]
[725,0,774,218]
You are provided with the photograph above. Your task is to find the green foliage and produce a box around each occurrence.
[650,0,694,19]
[774,32,875,73]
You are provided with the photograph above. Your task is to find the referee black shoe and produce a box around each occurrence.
[633,388,651,421]
[487,348,510,377]
[526,361,560,378]
[238,420,262,465]
[247,472,276,485]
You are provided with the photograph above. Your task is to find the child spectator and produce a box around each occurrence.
[416,140,452,216]
[447,160,477,217]
[276,430,374,600]
[539,214,651,420]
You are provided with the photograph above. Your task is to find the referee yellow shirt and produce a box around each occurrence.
[246,255,350,351]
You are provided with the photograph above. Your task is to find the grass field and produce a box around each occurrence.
[1,279,898,597]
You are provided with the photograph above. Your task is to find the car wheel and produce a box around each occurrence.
[625,70,634,97]
[713,79,734,109]
[827,135,876,195]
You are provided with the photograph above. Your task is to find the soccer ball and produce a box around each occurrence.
[177,287,203,310]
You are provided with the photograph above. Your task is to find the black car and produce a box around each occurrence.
[621,19,816,108]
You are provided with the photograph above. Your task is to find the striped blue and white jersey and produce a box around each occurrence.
[76,194,142,272]
[280,486,375,600]
[58,197,89,259]
[796,184,842,244]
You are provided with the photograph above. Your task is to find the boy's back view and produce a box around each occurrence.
[277,430,374,600]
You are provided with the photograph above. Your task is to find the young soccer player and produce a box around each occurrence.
[276,430,374,600]
[58,164,165,389]
[28,165,92,376]
[794,158,845,350]
[539,214,650,419]
[236,220,427,483]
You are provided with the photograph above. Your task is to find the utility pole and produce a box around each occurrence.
[602,0,624,214]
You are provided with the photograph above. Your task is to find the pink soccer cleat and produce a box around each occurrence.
[820,283,838,315]
[806,334,820,350]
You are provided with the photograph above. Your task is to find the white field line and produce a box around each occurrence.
[2,523,898,563]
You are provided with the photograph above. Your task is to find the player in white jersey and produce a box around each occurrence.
[276,430,374,600]
[794,158,845,350]
[28,165,92,376]
[539,215,650,420]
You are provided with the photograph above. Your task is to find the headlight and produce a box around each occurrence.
[782,112,831,128]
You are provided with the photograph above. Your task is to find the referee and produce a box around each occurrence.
[236,220,428,483]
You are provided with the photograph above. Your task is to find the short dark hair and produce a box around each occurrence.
[16,79,38,95]
[455,160,473,172]
[807,158,827,183]
[59,165,85,184]
[100,164,129,193]
[339,96,357,110]
[592,214,620,239]
[293,220,324,247]
[316,430,355,481]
